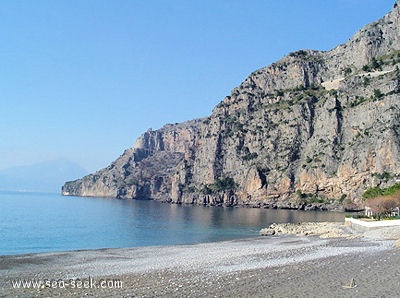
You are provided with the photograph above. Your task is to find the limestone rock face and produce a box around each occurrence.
[62,2,400,210]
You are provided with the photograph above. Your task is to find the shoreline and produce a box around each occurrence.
[0,232,264,258]
[1,224,400,297]
[0,220,348,258]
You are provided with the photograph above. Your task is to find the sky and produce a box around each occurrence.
[0,0,396,172]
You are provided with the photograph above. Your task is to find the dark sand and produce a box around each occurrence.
[1,225,399,297]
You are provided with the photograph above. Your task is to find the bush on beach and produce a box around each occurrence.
[365,195,400,220]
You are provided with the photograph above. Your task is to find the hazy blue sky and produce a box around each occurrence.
[0,0,395,172]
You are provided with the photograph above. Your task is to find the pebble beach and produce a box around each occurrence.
[1,223,400,297]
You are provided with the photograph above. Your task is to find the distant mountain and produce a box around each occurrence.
[63,2,400,210]
[0,160,87,193]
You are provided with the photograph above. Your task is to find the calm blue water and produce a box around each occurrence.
[0,191,344,255]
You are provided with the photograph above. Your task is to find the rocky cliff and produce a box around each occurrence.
[62,2,400,210]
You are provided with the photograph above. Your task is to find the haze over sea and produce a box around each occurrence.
[0,191,344,256]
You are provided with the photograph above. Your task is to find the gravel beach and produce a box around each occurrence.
[1,224,400,297]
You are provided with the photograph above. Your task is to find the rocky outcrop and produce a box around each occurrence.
[63,2,400,210]
[259,222,352,238]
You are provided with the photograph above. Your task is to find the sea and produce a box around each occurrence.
[0,191,345,256]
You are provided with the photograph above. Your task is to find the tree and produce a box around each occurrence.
[343,67,352,76]
[362,65,370,72]
[370,57,380,70]
[366,195,400,220]
[373,89,384,99]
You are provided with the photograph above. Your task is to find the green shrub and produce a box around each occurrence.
[243,152,258,161]
[343,67,352,76]
[296,191,328,204]
[345,214,369,219]
[363,183,400,199]
[289,50,308,58]
[382,183,400,196]
[363,186,383,199]
[329,89,338,96]
[201,177,236,194]
[373,89,384,99]
[214,177,236,190]
[349,96,367,107]
[372,172,393,182]
[370,57,382,70]
[339,194,347,203]
[362,65,370,72]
